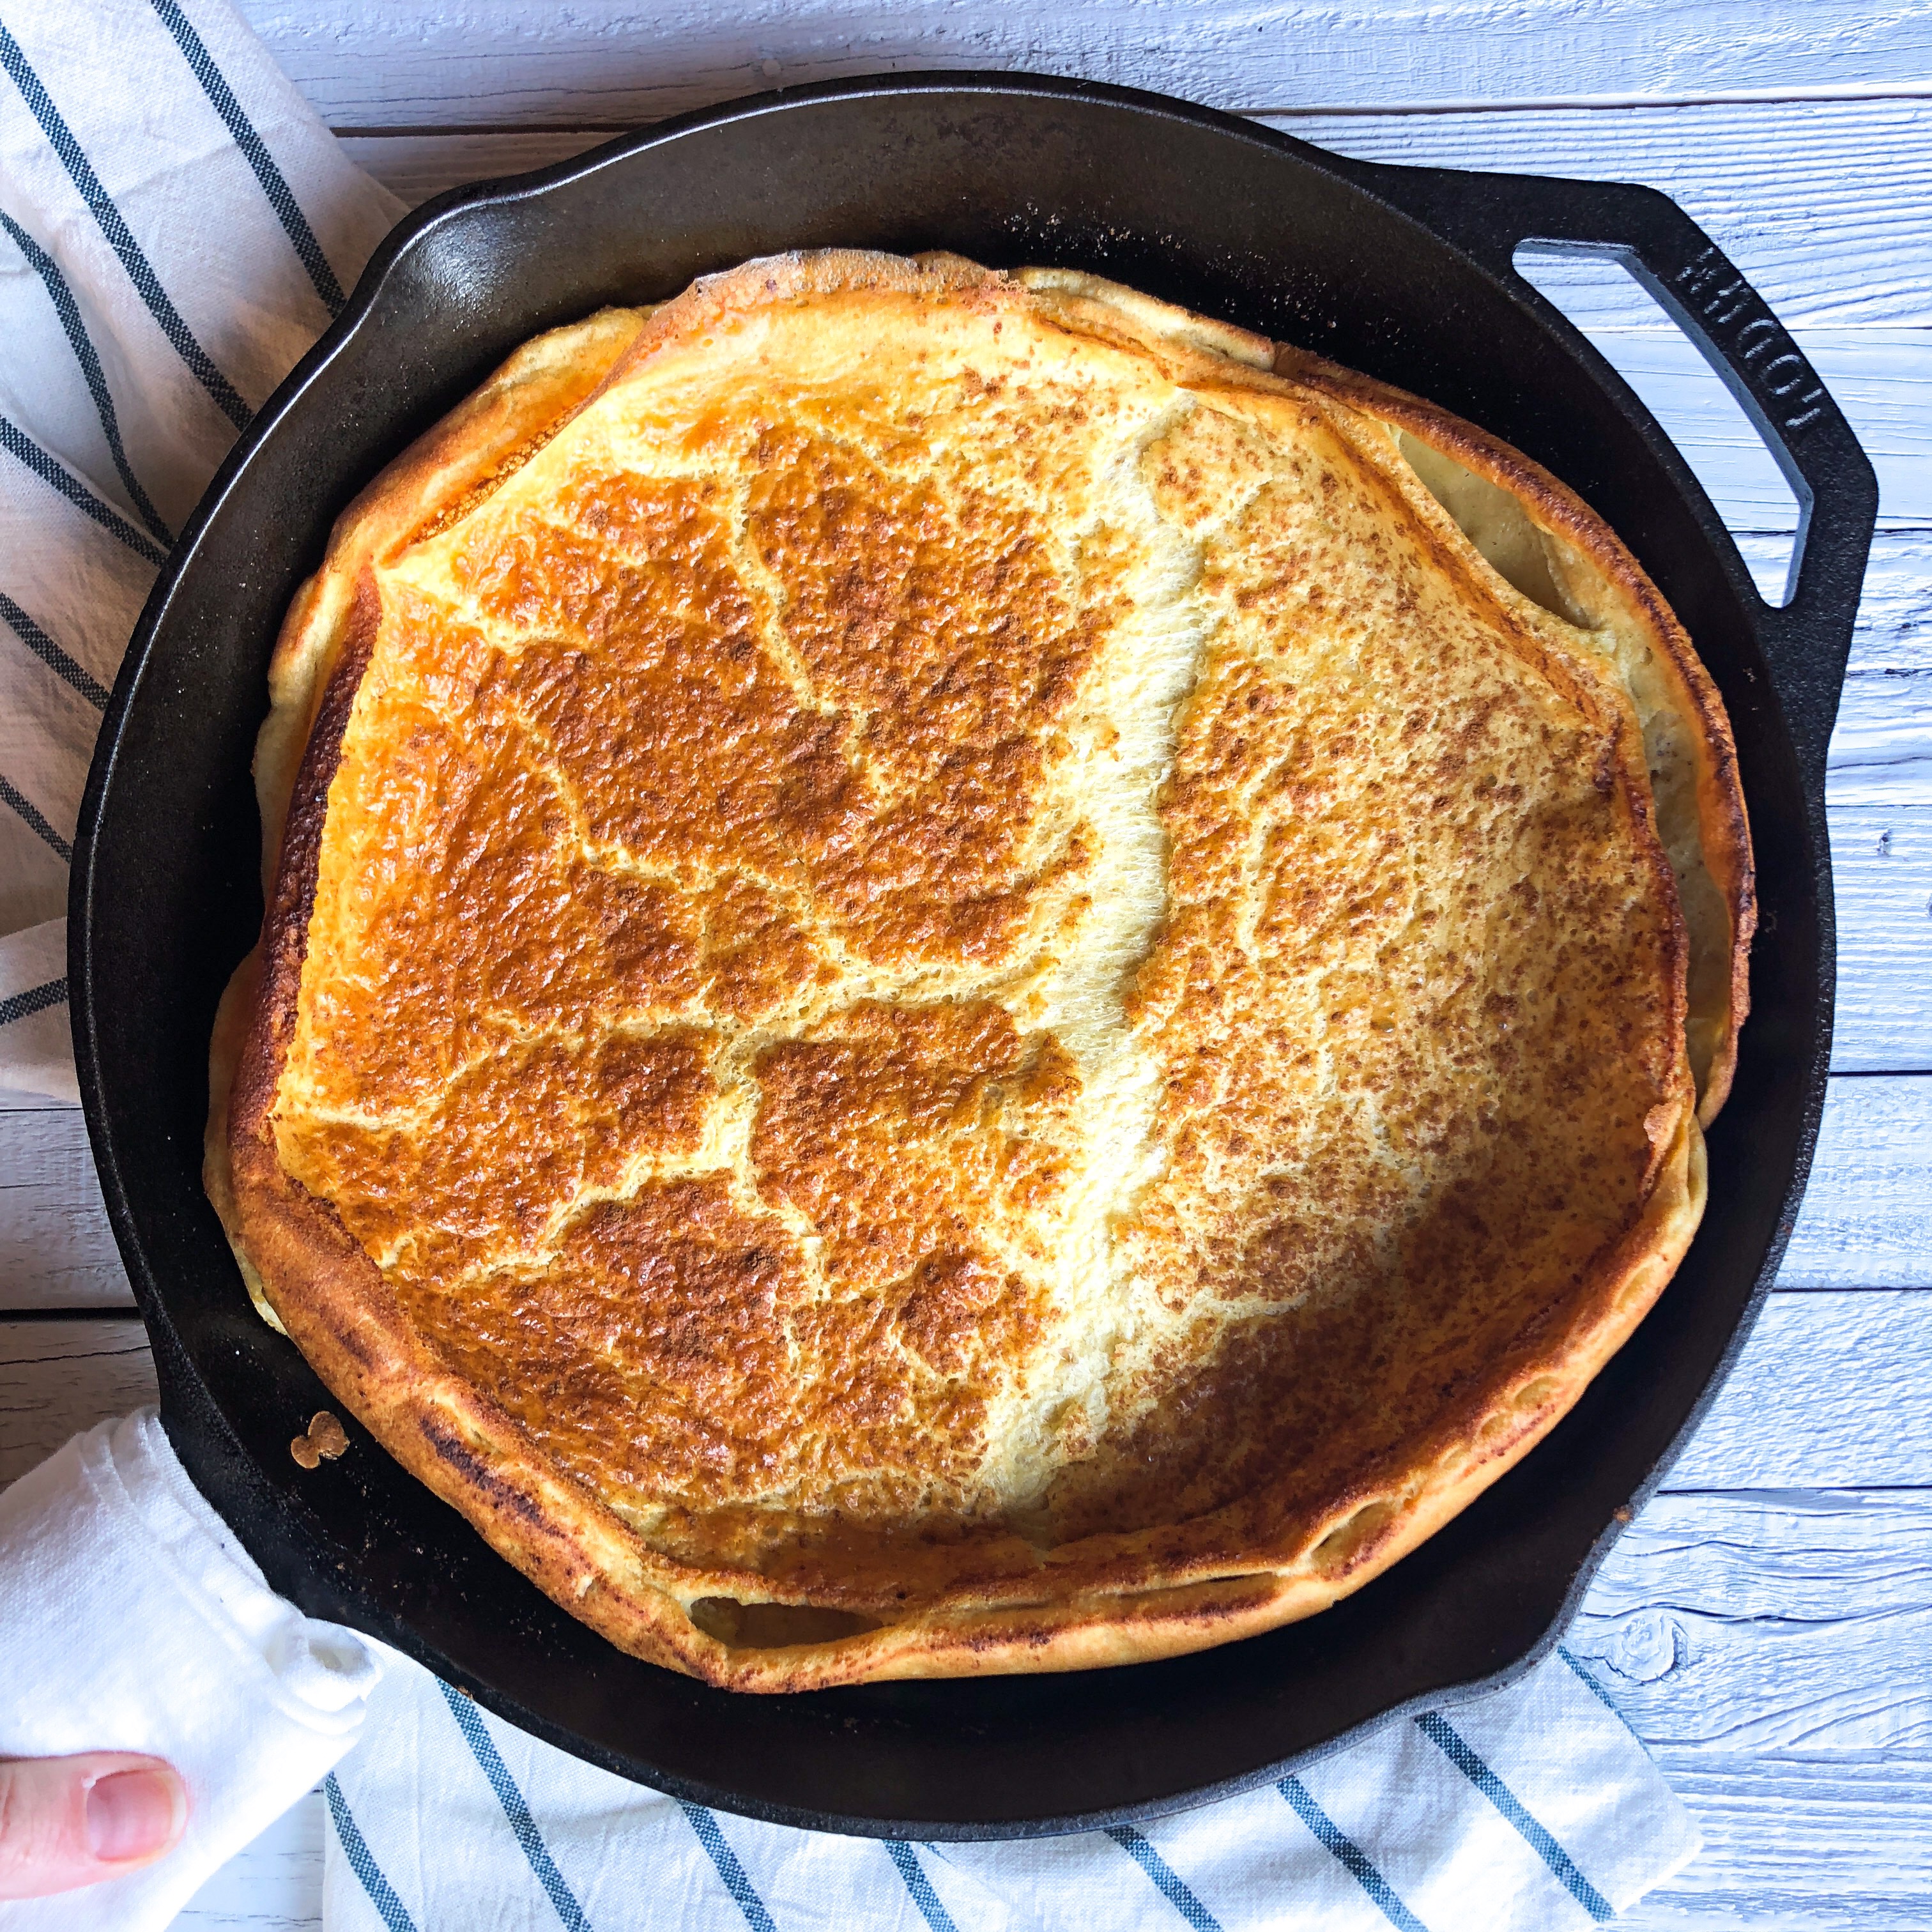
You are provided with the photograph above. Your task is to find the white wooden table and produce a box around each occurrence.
[3,3,1929,1924]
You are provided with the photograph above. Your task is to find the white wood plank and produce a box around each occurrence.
[1829,672,1932,809]
[1823,534,1932,820]
[341,98,1932,331]
[1579,328,1928,536]
[337,127,602,204]
[0,1318,156,1485]
[172,1791,323,1932]
[0,1105,132,1308]
[1782,1078,1932,1286]
[1819,531,1932,680]
[5,1273,1928,1494]
[1625,1752,1932,1930]
[238,0,1932,131]
[1275,99,1932,332]
[1666,1291,1932,1489]
[1575,1490,1932,1928]
[1575,1489,1932,1751]
[1830,805,1932,1075]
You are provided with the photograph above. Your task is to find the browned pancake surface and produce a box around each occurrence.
[214,252,1730,1685]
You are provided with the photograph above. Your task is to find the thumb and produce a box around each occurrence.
[0,1754,188,1899]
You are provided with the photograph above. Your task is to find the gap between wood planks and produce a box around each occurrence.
[8,1292,1928,1487]
[7,1068,1931,1308]
[233,0,1932,130]
[328,84,1932,137]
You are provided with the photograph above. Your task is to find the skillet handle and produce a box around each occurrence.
[1349,167,1878,790]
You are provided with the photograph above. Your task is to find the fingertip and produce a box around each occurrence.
[86,1763,188,1865]
[0,1752,188,1899]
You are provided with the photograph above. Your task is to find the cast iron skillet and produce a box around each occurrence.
[70,74,1876,1837]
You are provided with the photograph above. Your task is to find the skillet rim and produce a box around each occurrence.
[69,68,1857,1836]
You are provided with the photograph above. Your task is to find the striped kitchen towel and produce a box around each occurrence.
[0,0,401,1101]
[327,1641,1698,1932]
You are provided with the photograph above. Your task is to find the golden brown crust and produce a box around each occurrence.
[212,251,1738,1690]
[250,306,655,880]
[1266,341,1754,1123]
[1018,270,1751,1122]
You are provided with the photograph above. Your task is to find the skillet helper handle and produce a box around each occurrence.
[1356,167,1878,790]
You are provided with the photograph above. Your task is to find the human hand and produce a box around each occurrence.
[0,1754,187,1898]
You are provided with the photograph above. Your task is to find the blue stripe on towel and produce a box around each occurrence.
[0,22,252,429]
[0,210,173,544]
[146,0,346,313]
[1105,1824,1224,1932]
[0,590,109,707]
[1414,1712,1614,1922]
[0,977,65,1028]
[1558,1646,1641,1738]
[324,1772,420,1932]
[678,1801,779,1932]
[0,774,72,861]
[1276,1777,1427,1932]
[436,1678,594,1931]
[0,413,169,565]
[885,1841,959,1932]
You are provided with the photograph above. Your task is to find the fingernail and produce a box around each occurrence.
[86,1770,182,1863]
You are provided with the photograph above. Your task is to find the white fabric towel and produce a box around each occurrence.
[0,1410,1698,1929]
[0,7,1700,1928]
[0,0,401,1099]
[329,1639,1699,1932]
[0,1411,381,1931]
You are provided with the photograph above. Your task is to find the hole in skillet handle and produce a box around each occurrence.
[1322,160,1877,795]
[1512,246,1805,609]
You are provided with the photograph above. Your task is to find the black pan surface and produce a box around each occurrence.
[70,75,1875,1837]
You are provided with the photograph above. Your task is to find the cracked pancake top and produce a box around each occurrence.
[210,250,1744,1690]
